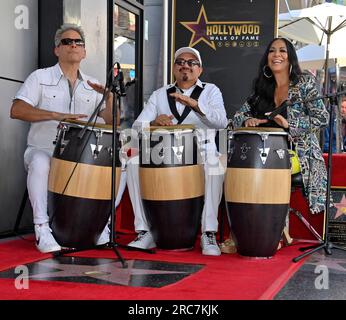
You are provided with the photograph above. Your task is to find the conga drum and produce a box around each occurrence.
[224,127,291,257]
[48,119,122,249]
[139,125,204,250]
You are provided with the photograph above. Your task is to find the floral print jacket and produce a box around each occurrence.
[233,74,329,214]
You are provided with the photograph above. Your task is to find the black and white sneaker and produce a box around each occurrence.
[127,231,156,249]
[35,223,61,253]
[201,232,221,256]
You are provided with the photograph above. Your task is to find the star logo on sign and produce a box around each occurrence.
[179,5,261,51]
[333,194,346,219]
[180,5,216,50]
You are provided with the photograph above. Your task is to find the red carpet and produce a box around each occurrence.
[0,235,306,300]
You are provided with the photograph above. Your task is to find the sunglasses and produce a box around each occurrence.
[174,58,200,67]
[59,38,85,47]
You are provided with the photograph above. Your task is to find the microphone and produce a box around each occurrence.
[266,99,293,120]
[125,79,136,87]
[116,62,126,97]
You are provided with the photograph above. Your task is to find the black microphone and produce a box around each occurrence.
[116,62,126,97]
[125,79,136,87]
[266,99,292,120]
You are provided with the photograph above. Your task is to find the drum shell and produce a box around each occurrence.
[48,121,121,248]
[224,128,291,257]
[139,127,204,249]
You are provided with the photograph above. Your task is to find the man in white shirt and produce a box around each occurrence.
[10,24,114,253]
[126,47,228,256]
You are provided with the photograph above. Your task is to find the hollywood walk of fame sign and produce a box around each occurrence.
[169,0,278,117]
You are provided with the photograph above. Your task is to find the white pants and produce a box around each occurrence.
[24,147,52,225]
[126,153,225,233]
[24,147,127,225]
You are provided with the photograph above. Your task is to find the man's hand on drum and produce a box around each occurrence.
[52,112,88,121]
[151,114,175,126]
[244,118,269,127]
[170,92,205,116]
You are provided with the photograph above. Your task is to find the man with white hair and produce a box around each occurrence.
[125,47,228,256]
[10,24,114,253]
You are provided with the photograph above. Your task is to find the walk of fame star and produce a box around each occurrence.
[0,256,204,288]
[333,194,346,219]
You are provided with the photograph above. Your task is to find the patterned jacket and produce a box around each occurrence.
[233,74,329,214]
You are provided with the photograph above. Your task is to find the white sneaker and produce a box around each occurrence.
[201,232,221,256]
[127,231,156,249]
[96,224,110,246]
[35,223,61,253]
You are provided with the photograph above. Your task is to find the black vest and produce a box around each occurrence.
[166,84,205,124]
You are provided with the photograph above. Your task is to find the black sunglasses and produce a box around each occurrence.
[60,38,85,47]
[174,58,200,67]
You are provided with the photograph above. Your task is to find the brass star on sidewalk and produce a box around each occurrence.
[334,194,346,219]
[29,259,189,286]
[307,252,346,273]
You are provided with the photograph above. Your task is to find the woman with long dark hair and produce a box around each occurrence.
[233,37,329,214]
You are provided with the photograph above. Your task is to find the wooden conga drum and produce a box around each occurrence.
[224,127,291,257]
[48,119,121,248]
[139,125,204,250]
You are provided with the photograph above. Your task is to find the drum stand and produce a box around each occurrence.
[292,91,346,263]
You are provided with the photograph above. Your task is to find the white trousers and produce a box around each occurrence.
[24,147,127,225]
[126,154,225,233]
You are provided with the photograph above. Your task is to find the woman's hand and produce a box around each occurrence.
[244,118,269,127]
[272,114,289,129]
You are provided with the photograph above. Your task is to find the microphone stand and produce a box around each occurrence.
[107,70,128,268]
[56,68,127,268]
[292,90,346,263]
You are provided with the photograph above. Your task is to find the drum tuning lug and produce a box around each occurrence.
[107,147,113,157]
[258,147,270,165]
[91,130,103,159]
[59,142,67,155]
[276,149,285,159]
[91,144,103,159]
[172,145,184,163]
[58,129,69,155]
[227,147,234,162]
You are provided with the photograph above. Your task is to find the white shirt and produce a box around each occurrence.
[15,63,105,151]
[133,79,228,153]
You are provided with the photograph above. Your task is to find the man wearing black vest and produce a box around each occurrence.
[126,47,227,256]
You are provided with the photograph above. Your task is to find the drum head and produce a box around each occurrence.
[232,126,288,136]
[61,119,120,132]
[148,124,195,132]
